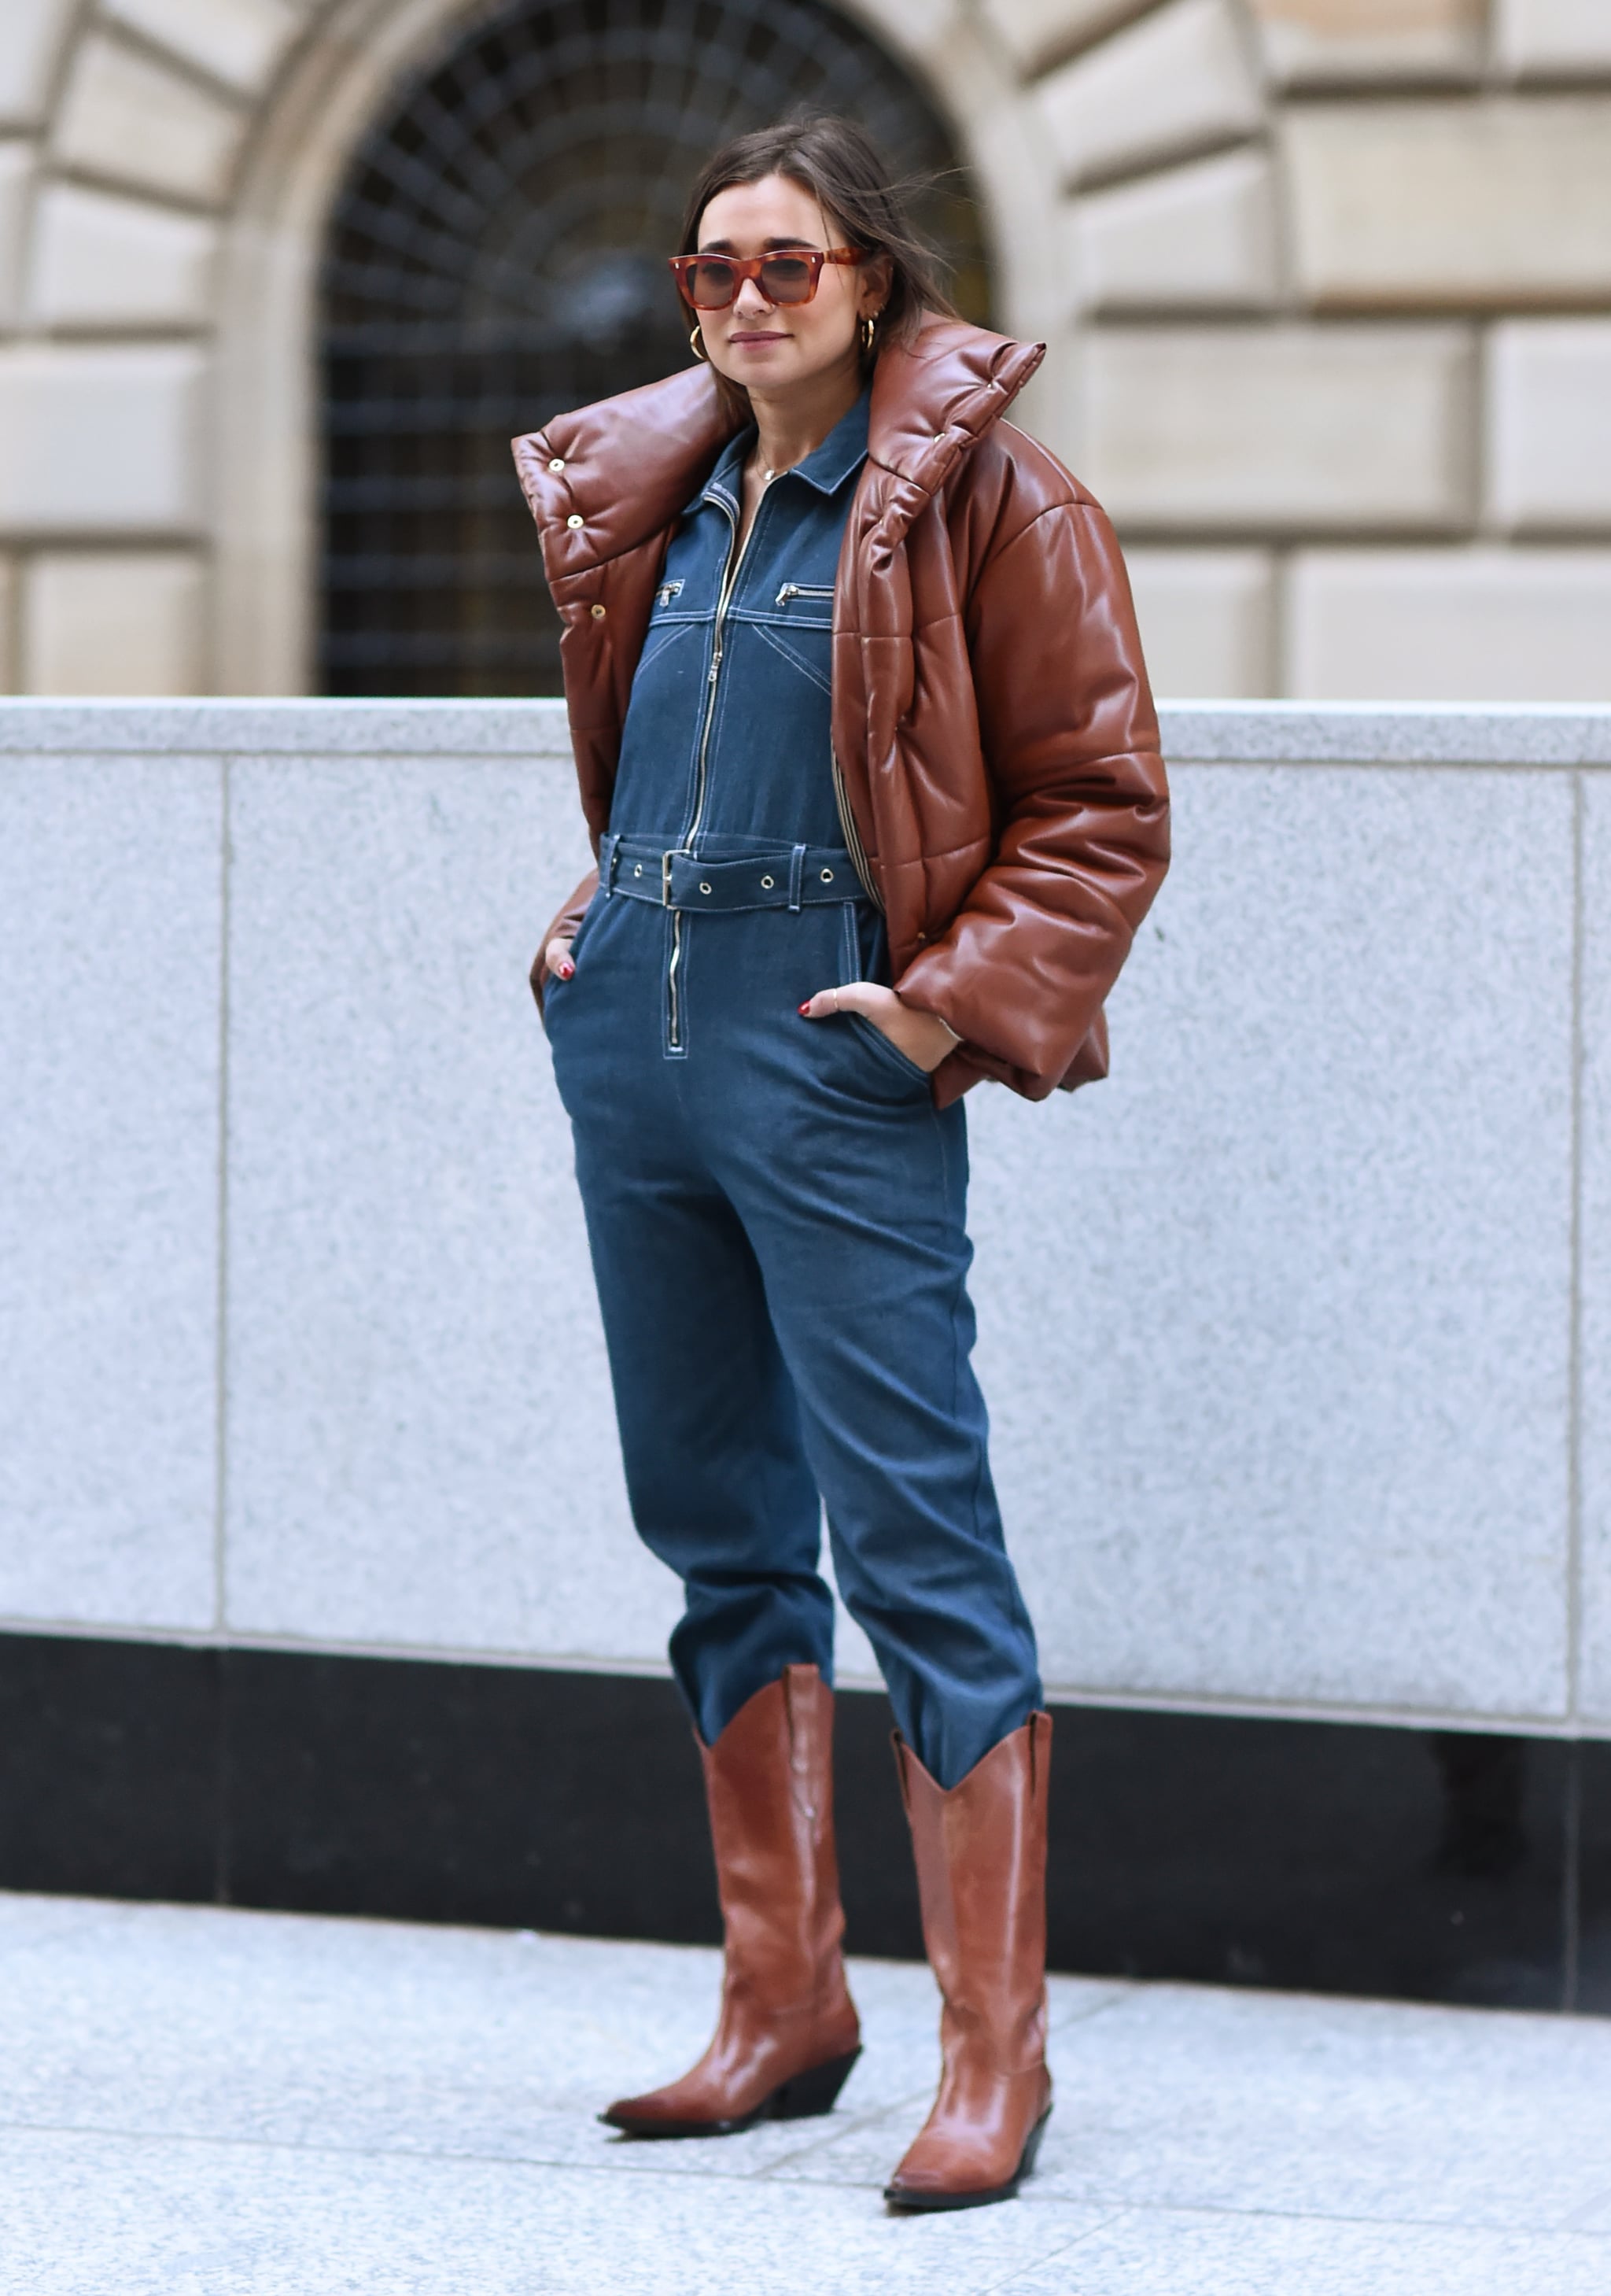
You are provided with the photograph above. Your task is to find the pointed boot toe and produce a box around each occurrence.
[884,2088,1052,2211]
[600,2039,861,2139]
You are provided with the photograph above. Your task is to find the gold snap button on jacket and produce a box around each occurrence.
[548,456,565,472]
[590,603,606,619]
[566,512,584,529]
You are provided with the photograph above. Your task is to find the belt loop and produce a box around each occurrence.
[600,833,619,895]
[788,843,806,912]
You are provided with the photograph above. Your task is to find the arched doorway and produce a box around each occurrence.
[317,0,990,697]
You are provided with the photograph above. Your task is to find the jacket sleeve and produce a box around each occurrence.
[894,496,1169,1096]
[529,867,599,1020]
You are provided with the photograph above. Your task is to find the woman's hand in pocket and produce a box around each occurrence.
[544,934,577,984]
[798,981,960,1073]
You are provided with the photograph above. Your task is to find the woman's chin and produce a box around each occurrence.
[723,345,795,378]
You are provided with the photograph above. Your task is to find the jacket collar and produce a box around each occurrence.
[514,317,1043,579]
[517,361,739,582]
[866,317,1045,496]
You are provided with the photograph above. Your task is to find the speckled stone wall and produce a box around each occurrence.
[3,697,1609,1747]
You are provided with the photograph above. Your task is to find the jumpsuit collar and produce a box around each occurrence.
[699,389,871,516]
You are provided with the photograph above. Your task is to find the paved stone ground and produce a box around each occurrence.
[2,1892,1610,2294]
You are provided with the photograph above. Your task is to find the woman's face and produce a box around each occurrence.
[690,172,889,397]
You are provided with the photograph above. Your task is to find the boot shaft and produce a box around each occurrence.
[894,1713,1051,2074]
[702,1666,848,2005]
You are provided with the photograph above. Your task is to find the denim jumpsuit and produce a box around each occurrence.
[543,393,1043,1788]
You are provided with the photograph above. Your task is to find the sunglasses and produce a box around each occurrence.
[667,247,864,311]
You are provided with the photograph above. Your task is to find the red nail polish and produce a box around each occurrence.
[798,1001,812,1016]
[560,962,574,979]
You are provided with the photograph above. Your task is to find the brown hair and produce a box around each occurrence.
[677,116,960,414]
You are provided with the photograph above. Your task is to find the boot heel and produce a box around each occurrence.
[1016,2101,1052,2182]
[771,2046,861,2121]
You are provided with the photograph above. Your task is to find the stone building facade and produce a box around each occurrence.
[0,0,1608,701]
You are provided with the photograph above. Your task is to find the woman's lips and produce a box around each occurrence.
[728,330,789,345]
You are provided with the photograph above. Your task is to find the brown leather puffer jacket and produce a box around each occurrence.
[512,316,1168,1107]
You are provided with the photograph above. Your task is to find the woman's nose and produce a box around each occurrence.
[732,279,773,317]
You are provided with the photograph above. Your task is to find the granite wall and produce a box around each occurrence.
[3,697,1609,1748]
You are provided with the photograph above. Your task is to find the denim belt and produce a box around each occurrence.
[600,834,860,914]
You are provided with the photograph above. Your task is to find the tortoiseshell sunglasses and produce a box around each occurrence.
[667,247,864,310]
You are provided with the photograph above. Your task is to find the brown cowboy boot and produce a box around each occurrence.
[883,1712,1053,2210]
[601,1664,861,2136]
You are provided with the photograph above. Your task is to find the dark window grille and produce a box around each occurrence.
[318,0,991,696]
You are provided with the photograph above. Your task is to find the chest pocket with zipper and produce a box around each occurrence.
[754,578,834,696]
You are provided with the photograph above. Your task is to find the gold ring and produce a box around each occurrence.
[832,987,841,1013]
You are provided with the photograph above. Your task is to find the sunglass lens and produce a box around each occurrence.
[759,255,815,303]
[687,257,739,308]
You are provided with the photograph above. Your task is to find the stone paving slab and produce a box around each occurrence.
[1,1891,1609,2293]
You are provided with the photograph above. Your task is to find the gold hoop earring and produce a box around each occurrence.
[860,314,878,356]
[689,323,707,362]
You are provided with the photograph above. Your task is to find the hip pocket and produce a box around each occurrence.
[554,885,606,973]
[540,888,605,1033]
[847,1011,933,1091]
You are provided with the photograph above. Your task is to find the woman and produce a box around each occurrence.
[513,117,1167,2213]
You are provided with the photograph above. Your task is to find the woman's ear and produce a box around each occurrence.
[860,253,894,316]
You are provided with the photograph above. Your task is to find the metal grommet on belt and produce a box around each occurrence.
[699,881,712,895]
[820,867,834,882]
[761,875,775,890]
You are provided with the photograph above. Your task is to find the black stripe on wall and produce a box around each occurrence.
[2,1630,1605,2014]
